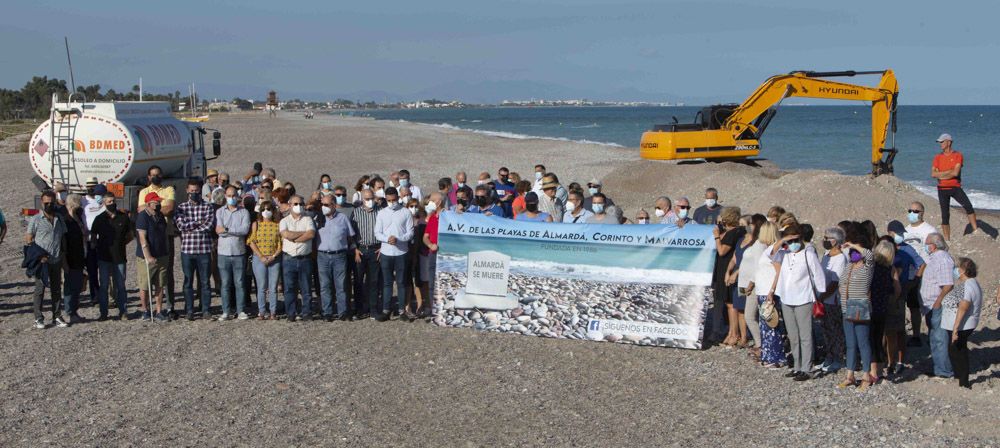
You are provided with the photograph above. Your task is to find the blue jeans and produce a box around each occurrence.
[380,254,408,314]
[62,268,83,316]
[926,308,954,377]
[218,254,246,316]
[318,251,349,317]
[252,254,281,315]
[182,253,212,314]
[282,254,313,318]
[843,319,871,373]
[98,261,128,315]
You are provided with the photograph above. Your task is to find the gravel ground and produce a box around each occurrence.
[1,112,998,446]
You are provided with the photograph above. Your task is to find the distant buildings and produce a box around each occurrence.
[500,99,677,107]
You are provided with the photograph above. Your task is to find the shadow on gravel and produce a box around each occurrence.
[965,221,998,239]
[970,326,1000,376]
[0,282,33,290]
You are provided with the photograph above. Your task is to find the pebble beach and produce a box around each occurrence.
[0,111,999,446]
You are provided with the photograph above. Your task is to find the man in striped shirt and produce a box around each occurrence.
[352,188,382,319]
[175,179,216,320]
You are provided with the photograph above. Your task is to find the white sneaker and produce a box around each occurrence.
[54,317,69,328]
[219,314,230,321]
[237,312,249,320]
[34,319,46,329]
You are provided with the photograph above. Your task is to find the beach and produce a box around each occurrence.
[0,111,999,446]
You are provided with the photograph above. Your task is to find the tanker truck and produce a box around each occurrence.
[27,93,221,212]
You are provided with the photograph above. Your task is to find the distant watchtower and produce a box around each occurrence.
[266,91,278,118]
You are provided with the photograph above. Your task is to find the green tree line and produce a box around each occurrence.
[1,76,189,120]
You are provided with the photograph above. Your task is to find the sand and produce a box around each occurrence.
[0,111,998,446]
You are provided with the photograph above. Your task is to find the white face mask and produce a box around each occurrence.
[261,210,273,219]
[425,201,438,213]
[767,217,775,222]
[375,189,385,198]
[638,218,649,224]
[364,199,374,208]
[565,201,576,212]
[408,206,417,215]
[654,208,666,218]
[321,206,333,216]
[362,184,371,190]
[292,205,303,215]
[705,198,717,208]
[457,182,466,188]
[535,172,543,180]
[400,196,410,204]
[477,180,487,186]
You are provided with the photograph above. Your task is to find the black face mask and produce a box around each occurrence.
[822,240,833,250]
[190,194,202,203]
[476,196,488,207]
[106,203,117,214]
[500,175,509,182]
[150,175,162,186]
[457,198,468,207]
[42,202,54,214]
[86,187,95,196]
[526,203,539,213]
[153,204,162,214]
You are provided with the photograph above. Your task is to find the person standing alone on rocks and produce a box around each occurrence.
[694,188,723,225]
[931,133,978,240]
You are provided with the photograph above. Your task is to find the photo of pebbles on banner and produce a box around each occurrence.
[433,212,716,349]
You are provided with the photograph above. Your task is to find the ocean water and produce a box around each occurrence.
[356,106,1000,209]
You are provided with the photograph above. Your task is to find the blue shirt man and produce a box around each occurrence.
[495,167,517,218]
[316,196,356,319]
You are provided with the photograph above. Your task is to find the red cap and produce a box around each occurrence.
[144,192,162,204]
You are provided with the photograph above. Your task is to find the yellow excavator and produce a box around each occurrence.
[640,70,899,175]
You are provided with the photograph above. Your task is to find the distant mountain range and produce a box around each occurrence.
[142,80,736,105]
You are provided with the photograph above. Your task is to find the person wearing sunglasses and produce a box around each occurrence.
[901,201,937,347]
[665,197,692,228]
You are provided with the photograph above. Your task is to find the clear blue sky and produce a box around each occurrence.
[4,0,998,104]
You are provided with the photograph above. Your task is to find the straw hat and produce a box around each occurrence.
[759,299,779,328]
[541,179,559,190]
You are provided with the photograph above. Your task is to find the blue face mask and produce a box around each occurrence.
[924,244,933,254]
[907,212,920,224]
[677,209,689,219]
[335,195,344,205]
[322,182,331,190]
[226,197,238,206]
[953,267,961,279]
[588,187,599,195]
[593,204,605,214]
[893,234,904,245]
[787,242,802,252]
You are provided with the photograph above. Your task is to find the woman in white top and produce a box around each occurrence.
[768,223,826,381]
[351,175,371,205]
[736,214,768,356]
[941,257,982,389]
[750,221,786,367]
[818,227,848,373]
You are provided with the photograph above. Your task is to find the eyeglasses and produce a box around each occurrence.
[907,209,923,214]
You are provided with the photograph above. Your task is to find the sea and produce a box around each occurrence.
[353,106,1000,210]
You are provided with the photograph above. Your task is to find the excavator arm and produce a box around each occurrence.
[725,70,898,173]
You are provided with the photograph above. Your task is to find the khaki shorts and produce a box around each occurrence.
[136,256,169,291]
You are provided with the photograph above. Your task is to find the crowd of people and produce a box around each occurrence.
[21,134,996,390]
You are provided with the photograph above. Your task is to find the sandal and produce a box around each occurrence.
[737,339,749,349]
[836,378,857,389]
[257,314,266,321]
[858,375,874,391]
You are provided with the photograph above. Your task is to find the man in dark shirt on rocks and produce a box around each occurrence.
[693,187,723,225]
[136,192,170,321]
[92,193,133,320]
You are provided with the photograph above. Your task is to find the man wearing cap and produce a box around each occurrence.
[138,165,178,316]
[537,174,565,222]
[582,179,616,212]
[82,177,107,305]
[174,178,216,320]
[514,192,553,222]
[931,133,978,240]
[374,187,414,321]
[135,192,170,321]
[202,169,220,203]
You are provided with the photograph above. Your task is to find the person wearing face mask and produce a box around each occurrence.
[317,174,334,195]
[537,175,565,222]
[63,195,88,326]
[92,193,133,320]
[421,193,444,317]
[280,195,317,321]
[939,257,982,389]
[511,180,533,218]
[397,186,413,208]
[81,178,107,307]
[398,169,422,201]
[406,198,427,319]
[693,187,723,225]
[653,196,675,224]
[138,165,177,317]
[351,189,382,319]
[711,207,746,345]
[494,167,517,218]
[666,197,692,227]
[374,187,414,321]
[768,223,826,382]
[514,192,553,222]
[531,164,546,194]
[563,191,593,223]
[815,227,848,374]
[134,192,170,322]
[582,179,616,213]
[885,221,922,376]
[370,177,387,205]
[834,232,875,390]
[468,185,506,217]
[737,214,768,359]
[901,201,937,347]
[452,189,471,213]
[919,232,955,379]
[174,179,216,321]
[215,186,251,321]
[724,214,762,349]
[437,178,453,210]
[584,193,618,224]
[202,169,220,202]
[352,175,372,205]
[633,209,650,224]
[448,171,472,206]
[388,171,400,189]
[248,200,283,320]
[315,193,356,321]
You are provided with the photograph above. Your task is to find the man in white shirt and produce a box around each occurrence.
[81,178,107,304]
[531,164,546,194]
[902,200,937,347]
[374,187,414,321]
[279,195,316,321]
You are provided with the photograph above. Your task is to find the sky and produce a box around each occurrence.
[3,0,999,104]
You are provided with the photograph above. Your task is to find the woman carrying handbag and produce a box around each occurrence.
[837,236,876,391]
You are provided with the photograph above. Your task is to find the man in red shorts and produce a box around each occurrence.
[931,133,978,240]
